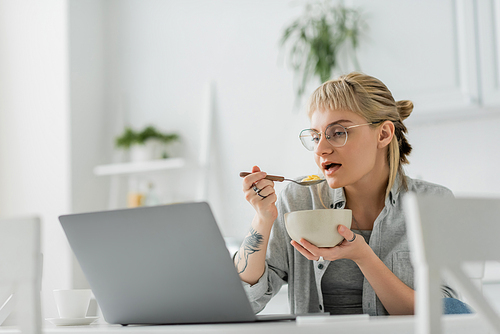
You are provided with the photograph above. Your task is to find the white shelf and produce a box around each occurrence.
[94,158,185,176]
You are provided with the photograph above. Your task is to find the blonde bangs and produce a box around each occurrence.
[307,79,362,118]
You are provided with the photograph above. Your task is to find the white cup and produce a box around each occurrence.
[53,289,91,319]
[285,209,352,247]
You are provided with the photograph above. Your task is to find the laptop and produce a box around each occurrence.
[59,202,296,325]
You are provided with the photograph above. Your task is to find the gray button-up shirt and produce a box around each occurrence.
[243,176,457,316]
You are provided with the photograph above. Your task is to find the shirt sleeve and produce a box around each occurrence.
[242,194,291,314]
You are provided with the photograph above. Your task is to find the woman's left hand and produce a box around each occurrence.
[290,225,371,264]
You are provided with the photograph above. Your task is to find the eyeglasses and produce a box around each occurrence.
[299,121,382,151]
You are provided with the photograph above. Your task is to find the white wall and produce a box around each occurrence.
[0,0,72,319]
[407,114,500,198]
[69,0,109,216]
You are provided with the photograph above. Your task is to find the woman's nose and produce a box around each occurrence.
[314,134,333,156]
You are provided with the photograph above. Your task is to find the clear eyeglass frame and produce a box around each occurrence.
[299,121,382,151]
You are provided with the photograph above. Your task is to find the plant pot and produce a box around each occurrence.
[130,142,158,162]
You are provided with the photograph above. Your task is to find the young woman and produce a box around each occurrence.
[234,72,469,316]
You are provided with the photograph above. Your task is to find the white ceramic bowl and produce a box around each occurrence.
[284,209,352,247]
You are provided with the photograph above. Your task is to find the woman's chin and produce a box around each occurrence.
[326,178,341,189]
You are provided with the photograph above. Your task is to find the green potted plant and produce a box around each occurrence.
[115,126,180,161]
[280,0,366,106]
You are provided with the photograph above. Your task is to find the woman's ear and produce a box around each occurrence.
[378,121,395,148]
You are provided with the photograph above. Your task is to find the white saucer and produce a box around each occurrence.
[45,317,98,326]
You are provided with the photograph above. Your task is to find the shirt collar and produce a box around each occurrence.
[387,174,403,207]
[330,186,346,209]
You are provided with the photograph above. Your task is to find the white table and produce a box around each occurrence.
[0,314,493,334]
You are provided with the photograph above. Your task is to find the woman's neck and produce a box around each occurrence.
[344,166,389,228]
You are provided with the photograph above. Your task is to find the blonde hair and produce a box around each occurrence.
[307,72,413,198]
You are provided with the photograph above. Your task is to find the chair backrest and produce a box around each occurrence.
[0,216,42,334]
[404,193,500,334]
[406,194,500,265]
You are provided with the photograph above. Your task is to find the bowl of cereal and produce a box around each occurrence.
[284,209,352,247]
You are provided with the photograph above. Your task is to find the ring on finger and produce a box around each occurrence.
[252,183,261,194]
[347,233,356,242]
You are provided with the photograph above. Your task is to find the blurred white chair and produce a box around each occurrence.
[0,217,42,334]
[404,193,500,334]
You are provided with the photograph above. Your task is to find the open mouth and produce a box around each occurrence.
[323,162,342,175]
[324,163,341,170]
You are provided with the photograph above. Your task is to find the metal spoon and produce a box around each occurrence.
[239,172,326,186]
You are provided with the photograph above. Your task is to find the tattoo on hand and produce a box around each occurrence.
[236,227,264,274]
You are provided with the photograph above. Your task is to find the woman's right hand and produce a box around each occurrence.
[242,166,278,225]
